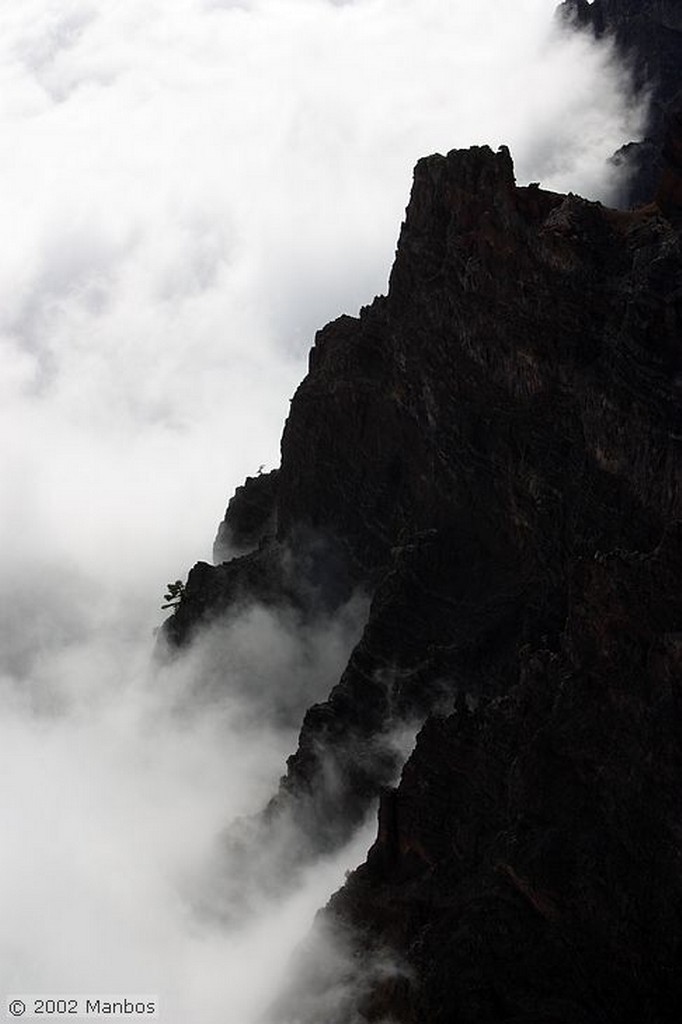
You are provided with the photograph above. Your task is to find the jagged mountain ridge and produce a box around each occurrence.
[161,4,682,1018]
[166,141,681,836]
[276,147,680,1020]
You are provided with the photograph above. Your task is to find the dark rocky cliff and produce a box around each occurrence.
[309,530,682,1022]
[161,4,682,1018]
[261,140,681,1019]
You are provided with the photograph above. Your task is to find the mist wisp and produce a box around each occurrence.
[0,587,377,1022]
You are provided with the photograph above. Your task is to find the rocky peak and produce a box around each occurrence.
[162,138,682,900]
[213,468,279,563]
[159,12,682,1011]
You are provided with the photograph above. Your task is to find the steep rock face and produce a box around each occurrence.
[157,6,682,1013]
[255,144,682,1020]
[213,468,279,562]
[276,144,682,829]
[279,145,682,574]
[163,144,682,885]
[559,0,682,206]
[316,528,682,1022]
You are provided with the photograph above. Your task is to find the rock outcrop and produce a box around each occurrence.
[310,528,682,1022]
[160,5,682,1016]
[213,468,279,563]
[249,137,681,1019]
[165,134,682,868]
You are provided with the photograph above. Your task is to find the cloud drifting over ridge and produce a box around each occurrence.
[0,0,645,595]
[0,0,647,1019]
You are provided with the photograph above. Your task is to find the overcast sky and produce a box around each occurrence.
[0,1,645,1019]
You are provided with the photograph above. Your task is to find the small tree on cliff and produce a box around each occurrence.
[162,579,185,609]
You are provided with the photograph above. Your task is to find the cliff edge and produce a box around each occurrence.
[159,6,682,1017]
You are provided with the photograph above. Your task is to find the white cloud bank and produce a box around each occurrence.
[0,0,644,591]
[0,0,645,1020]
[0,594,374,1023]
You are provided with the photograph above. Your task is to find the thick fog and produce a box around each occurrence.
[0,0,645,1020]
